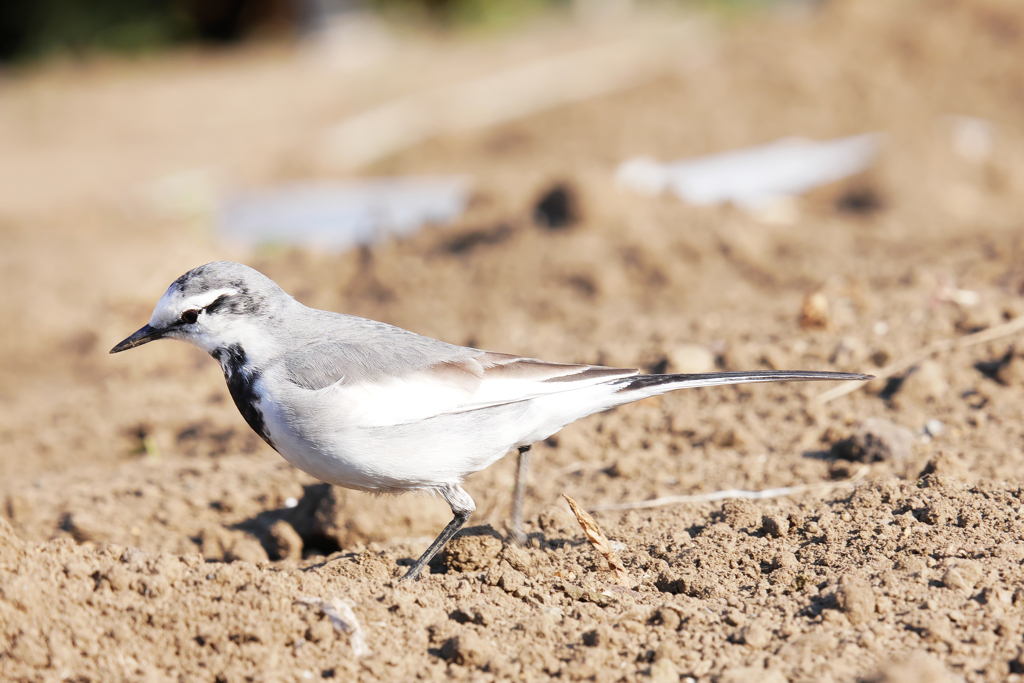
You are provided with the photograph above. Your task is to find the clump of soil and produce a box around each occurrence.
[5,471,1024,681]
[5,0,1024,680]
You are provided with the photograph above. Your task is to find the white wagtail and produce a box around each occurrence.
[111,261,870,580]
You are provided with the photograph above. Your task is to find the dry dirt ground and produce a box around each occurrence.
[4,0,1024,681]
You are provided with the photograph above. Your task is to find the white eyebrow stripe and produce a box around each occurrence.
[181,288,238,310]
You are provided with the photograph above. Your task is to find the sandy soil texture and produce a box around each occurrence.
[4,0,1024,680]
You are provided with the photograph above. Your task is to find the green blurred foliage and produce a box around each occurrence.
[0,0,779,63]
[364,0,566,31]
[691,0,777,18]
[0,0,293,62]
[0,0,193,61]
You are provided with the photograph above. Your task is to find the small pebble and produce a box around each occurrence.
[800,292,830,330]
[831,418,914,463]
[761,514,789,538]
[441,633,496,668]
[837,574,875,625]
[739,623,771,649]
[667,344,716,374]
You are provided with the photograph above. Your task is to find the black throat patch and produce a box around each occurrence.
[212,344,275,450]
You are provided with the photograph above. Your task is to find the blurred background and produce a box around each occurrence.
[2,0,1024,560]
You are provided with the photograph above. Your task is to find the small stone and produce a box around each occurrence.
[720,500,761,531]
[667,344,716,374]
[739,623,771,649]
[103,565,133,592]
[268,520,304,561]
[440,632,496,668]
[500,545,533,574]
[837,574,875,625]
[831,418,915,463]
[761,514,790,538]
[444,526,503,572]
[800,292,830,330]
[942,560,981,592]
[497,567,525,594]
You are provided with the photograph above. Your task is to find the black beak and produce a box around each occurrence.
[109,324,166,354]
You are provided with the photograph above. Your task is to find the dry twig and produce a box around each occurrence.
[816,315,1024,404]
[589,466,869,512]
[562,493,630,587]
[295,596,370,657]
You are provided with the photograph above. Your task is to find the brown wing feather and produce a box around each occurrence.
[475,351,639,383]
[425,357,487,392]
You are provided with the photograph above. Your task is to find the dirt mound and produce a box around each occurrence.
[5,0,1024,679]
[4,473,1024,681]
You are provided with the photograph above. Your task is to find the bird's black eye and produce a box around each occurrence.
[180,309,199,324]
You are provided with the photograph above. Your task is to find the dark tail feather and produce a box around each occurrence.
[612,370,873,394]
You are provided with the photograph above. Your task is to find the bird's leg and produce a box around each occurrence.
[401,483,475,581]
[510,445,531,545]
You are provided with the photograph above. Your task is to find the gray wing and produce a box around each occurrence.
[282,339,471,390]
[276,311,475,390]
[283,342,637,395]
[275,309,638,395]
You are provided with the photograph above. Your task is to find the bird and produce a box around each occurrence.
[111,261,871,580]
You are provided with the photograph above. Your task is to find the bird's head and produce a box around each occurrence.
[110,261,290,359]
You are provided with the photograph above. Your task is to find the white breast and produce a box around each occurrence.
[253,373,627,494]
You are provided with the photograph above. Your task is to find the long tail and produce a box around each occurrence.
[610,370,872,399]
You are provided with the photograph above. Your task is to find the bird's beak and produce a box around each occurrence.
[109,324,166,354]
